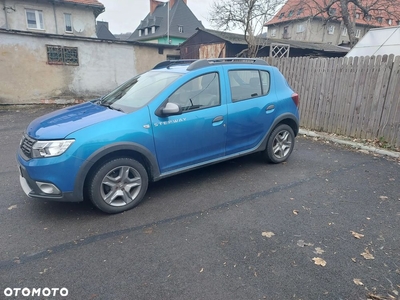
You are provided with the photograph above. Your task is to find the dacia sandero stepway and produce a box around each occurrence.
[17,58,300,213]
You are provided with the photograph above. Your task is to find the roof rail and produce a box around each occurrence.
[153,59,197,70]
[187,58,268,70]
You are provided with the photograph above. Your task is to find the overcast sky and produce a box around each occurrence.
[98,0,216,34]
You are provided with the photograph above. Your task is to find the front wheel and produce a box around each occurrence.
[88,158,148,214]
[264,124,295,164]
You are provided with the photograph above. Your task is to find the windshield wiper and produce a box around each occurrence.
[100,103,124,112]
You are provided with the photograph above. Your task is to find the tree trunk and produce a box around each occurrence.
[339,0,357,47]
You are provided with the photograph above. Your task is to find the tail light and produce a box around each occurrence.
[291,93,299,107]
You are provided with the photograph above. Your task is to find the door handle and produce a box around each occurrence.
[266,104,275,111]
[213,116,224,123]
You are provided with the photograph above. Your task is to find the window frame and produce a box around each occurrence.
[167,72,221,113]
[341,27,348,37]
[328,25,335,35]
[228,69,270,103]
[26,9,44,30]
[270,29,276,37]
[46,45,79,66]
[296,24,305,33]
[355,29,361,38]
[64,13,73,33]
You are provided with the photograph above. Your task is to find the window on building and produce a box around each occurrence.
[151,26,156,34]
[46,45,79,66]
[328,25,335,35]
[178,25,183,33]
[297,8,304,15]
[26,9,44,30]
[355,29,361,38]
[270,29,276,37]
[365,14,372,21]
[387,19,393,25]
[139,29,142,37]
[342,27,347,36]
[279,12,285,19]
[145,28,148,35]
[288,10,294,17]
[64,13,72,33]
[377,17,383,23]
[355,13,360,19]
[296,24,305,33]
[329,8,336,16]
[397,20,400,25]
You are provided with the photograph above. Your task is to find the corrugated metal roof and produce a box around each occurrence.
[197,28,348,53]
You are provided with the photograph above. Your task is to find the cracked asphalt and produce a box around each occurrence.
[0,106,399,300]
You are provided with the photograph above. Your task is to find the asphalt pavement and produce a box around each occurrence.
[0,105,399,300]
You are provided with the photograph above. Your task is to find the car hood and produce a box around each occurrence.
[27,102,124,139]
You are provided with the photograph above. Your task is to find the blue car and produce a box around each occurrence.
[17,58,300,213]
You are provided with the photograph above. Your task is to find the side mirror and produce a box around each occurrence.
[156,102,182,117]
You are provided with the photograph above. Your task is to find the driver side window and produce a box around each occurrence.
[168,73,220,112]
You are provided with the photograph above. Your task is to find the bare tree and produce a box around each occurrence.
[209,0,283,57]
[288,0,400,47]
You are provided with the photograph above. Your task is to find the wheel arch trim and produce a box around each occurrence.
[72,142,160,202]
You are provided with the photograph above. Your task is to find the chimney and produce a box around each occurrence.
[150,0,187,15]
[150,0,162,15]
[169,0,187,8]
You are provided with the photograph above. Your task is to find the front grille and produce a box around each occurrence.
[20,134,36,159]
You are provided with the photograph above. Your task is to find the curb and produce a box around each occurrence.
[299,129,400,159]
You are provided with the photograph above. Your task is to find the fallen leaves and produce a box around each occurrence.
[293,210,299,215]
[353,278,364,286]
[8,205,17,210]
[261,231,275,238]
[297,240,314,247]
[314,247,325,254]
[312,257,327,267]
[351,231,365,239]
[361,248,375,260]
[379,195,388,200]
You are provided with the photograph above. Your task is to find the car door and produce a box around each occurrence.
[224,67,277,155]
[151,72,227,173]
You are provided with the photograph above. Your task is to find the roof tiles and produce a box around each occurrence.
[266,0,400,27]
[62,0,104,8]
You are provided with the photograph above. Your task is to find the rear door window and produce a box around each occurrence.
[228,70,270,102]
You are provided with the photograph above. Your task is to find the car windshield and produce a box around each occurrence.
[99,70,182,113]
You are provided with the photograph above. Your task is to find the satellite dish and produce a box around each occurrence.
[73,20,85,33]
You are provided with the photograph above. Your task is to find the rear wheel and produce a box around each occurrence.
[264,124,295,163]
[88,158,148,214]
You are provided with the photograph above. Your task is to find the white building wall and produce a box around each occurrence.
[1,0,98,37]
[0,31,180,104]
[268,19,368,45]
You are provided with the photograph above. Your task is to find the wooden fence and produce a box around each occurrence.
[262,55,400,149]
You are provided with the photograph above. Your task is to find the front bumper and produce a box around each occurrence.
[17,163,80,203]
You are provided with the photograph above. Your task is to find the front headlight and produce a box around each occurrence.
[32,140,75,158]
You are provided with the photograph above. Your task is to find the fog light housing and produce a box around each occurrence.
[36,182,61,195]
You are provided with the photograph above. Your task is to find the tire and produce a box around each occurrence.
[88,158,148,214]
[264,124,295,164]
